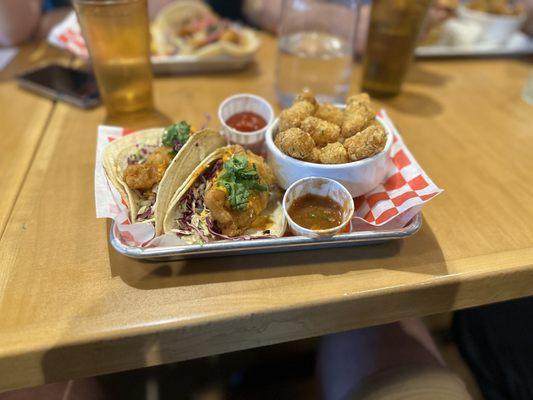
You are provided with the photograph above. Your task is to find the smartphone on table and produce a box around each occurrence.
[17,64,100,109]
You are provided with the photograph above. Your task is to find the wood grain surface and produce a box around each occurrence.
[1,34,533,391]
[0,43,71,236]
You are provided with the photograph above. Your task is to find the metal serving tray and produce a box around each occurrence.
[110,213,422,261]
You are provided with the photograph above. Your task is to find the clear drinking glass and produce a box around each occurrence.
[522,70,533,105]
[275,0,359,107]
[73,0,170,128]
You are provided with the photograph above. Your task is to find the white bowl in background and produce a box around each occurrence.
[457,4,526,45]
[218,93,274,149]
[265,114,393,197]
[283,177,354,238]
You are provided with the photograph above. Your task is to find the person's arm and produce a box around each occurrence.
[148,0,177,20]
[242,0,368,54]
[242,0,282,33]
[35,7,71,40]
[524,0,533,36]
[0,0,42,46]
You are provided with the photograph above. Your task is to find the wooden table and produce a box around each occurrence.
[1,35,533,392]
[0,43,70,236]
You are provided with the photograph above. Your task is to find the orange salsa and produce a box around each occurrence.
[288,194,343,230]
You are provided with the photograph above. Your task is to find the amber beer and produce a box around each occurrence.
[362,0,431,97]
[73,0,154,117]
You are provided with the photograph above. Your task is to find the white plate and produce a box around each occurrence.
[48,11,256,74]
[416,32,533,58]
[151,53,254,74]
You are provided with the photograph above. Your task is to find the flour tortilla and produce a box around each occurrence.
[103,128,225,235]
[163,146,286,241]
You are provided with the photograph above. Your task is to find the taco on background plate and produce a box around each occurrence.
[103,122,225,235]
[151,0,259,58]
[163,145,286,243]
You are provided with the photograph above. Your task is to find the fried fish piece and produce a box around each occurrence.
[124,164,157,192]
[124,147,171,192]
[278,101,315,132]
[274,127,315,160]
[341,93,375,138]
[344,124,387,161]
[300,116,340,148]
[319,142,349,164]
[205,186,271,237]
[315,103,344,127]
[204,147,275,237]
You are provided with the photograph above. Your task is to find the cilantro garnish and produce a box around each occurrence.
[217,154,268,211]
[162,121,191,156]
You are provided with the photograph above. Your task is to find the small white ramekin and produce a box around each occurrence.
[283,177,354,238]
[218,93,274,148]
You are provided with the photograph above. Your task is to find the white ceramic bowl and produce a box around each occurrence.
[457,4,526,44]
[265,114,393,197]
[283,177,354,238]
[218,93,274,148]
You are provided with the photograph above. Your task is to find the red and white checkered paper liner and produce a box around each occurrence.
[95,110,442,248]
[48,12,88,58]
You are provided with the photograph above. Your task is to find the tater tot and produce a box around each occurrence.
[341,112,374,139]
[315,104,344,127]
[341,93,375,138]
[319,142,349,164]
[306,147,321,163]
[278,101,315,132]
[344,124,387,161]
[346,93,371,109]
[367,119,382,129]
[300,116,340,147]
[295,89,318,110]
[274,127,315,160]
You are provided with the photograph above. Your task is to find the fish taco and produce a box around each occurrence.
[103,122,225,235]
[163,145,286,243]
[152,0,259,58]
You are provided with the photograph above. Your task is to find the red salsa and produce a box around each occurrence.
[226,111,267,133]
